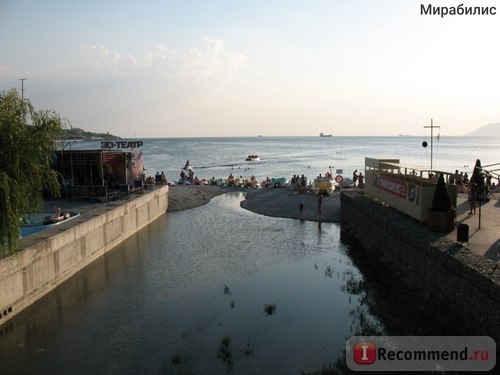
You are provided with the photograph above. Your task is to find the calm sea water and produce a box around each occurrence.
[63,136,500,183]
[1,137,497,374]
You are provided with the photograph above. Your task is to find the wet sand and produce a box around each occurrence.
[168,184,343,222]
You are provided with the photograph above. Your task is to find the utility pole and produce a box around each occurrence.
[423,118,440,170]
[19,78,27,100]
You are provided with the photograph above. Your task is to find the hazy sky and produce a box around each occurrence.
[1,0,499,137]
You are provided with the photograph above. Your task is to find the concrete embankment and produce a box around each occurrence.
[340,191,500,341]
[0,186,168,327]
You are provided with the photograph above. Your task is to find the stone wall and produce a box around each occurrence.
[340,191,500,341]
[0,186,168,327]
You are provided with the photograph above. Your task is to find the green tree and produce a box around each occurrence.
[431,173,452,212]
[0,89,63,254]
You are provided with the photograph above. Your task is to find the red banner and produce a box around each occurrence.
[379,175,407,199]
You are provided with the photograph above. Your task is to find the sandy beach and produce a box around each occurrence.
[168,184,343,222]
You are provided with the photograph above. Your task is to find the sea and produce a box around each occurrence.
[1,136,498,374]
[61,135,499,184]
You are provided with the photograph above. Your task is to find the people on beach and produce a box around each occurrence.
[262,177,271,188]
[358,173,365,188]
[196,190,206,200]
[471,159,486,201]
[227,173,235,186]
[317,194,323,214]
[300,174,307,193]
[352,170,358,186]
[180,170,186,184]
[485,172,492,187]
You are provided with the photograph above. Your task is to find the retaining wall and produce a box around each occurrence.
[0,186,168,326]
[340,191,500,341]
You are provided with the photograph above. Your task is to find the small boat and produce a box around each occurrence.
[245,154,260,161]
[20,211,81,238]
[312,178,335,196]
[319,133,332,137]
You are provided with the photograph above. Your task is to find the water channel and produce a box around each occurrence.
[2,193,385,374]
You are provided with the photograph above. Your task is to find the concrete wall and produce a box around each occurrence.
[340,191,500,341]
[0,186,168,326]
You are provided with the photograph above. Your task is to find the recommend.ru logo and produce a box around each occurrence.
[346,336,496,372]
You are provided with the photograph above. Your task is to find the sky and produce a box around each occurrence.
[1,0,499,137]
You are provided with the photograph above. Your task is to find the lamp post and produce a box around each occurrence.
[423,118,440,170]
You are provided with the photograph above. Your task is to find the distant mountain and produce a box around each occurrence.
[465,123,500,137]
[58,127,121,140]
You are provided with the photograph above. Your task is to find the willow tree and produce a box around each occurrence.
[0,89,63,254]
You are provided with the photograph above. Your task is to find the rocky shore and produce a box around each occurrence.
[168,184,343,222]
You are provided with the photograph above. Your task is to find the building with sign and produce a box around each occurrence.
[364,157,457,223]
[52,149,144,200]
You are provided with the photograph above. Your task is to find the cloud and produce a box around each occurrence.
[67,37,245,83]
[182,36,246,80]
[77,44,139,77]
[0,65,26,85]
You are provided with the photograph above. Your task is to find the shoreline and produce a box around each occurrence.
[168,184,346,222]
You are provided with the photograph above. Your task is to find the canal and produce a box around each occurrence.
[1,192,392,374]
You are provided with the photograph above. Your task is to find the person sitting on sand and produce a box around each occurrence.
[227,173,235,186]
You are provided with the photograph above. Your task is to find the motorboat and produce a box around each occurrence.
[245,154,260,161]
[319,133,332,137]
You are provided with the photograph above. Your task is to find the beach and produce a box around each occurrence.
[167,184,342,222]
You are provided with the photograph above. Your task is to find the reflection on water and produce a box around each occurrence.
[0,193,383,374]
